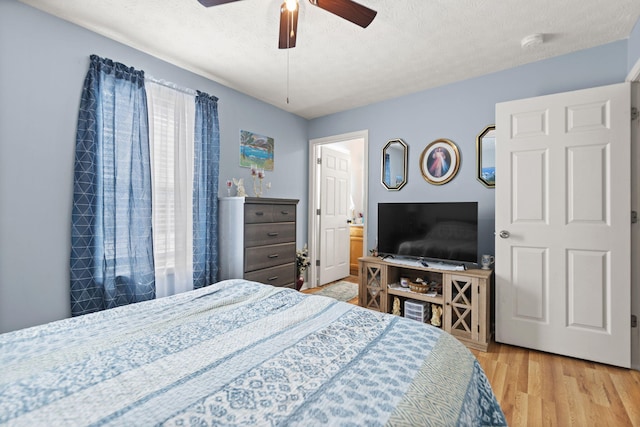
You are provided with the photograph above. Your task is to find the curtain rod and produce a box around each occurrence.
[145,75,197,96]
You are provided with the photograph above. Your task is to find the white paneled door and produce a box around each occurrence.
[495,82,631,368]
[319,146,351,286]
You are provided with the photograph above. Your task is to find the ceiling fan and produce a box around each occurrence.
[197,0,377,49]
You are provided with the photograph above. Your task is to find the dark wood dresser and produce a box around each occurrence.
[219,197,299,288]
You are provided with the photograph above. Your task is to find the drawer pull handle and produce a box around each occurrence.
[268,254,279,258]
[267,232,279,237]
[281,210,289,215]
[267,276,279,281]
[255,211,265,216]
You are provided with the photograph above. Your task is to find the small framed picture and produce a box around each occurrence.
[240,130,274,171]
[419,138,460,185]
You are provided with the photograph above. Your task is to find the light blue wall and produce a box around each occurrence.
[309,41,629,261]
[0,0,308,333]
[629,18,640,73]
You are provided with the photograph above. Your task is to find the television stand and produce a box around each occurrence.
[358,256,492,351]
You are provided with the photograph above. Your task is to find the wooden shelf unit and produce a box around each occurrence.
[358,256,492,351]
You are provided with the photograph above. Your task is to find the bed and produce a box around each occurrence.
[0,279,506,426]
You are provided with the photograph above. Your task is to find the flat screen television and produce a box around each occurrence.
[377,202,478,265]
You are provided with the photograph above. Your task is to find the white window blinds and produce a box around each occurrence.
[146,81,195,298]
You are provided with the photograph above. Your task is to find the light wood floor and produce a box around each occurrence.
[471,342,640,426]
[303,278,640,426]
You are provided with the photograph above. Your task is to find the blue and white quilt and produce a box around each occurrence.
[0,279,506,426]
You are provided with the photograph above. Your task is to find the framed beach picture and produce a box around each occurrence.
[240,130,274,171]
[419,138,460,185]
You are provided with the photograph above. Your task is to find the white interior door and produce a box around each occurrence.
[495,82,631,368]
[319,146,350,285]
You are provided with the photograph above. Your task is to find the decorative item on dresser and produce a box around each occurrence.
[219,197,299,288]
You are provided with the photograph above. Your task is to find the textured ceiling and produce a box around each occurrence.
[19,0,640,119]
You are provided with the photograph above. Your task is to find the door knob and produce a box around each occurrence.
[499,230,510,239]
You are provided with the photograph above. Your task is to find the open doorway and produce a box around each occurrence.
[307,131,368,289]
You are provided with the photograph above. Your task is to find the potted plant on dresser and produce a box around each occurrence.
[296,244,310,290]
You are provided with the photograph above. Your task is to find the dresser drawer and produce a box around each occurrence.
[271,204,296,223]
[244,203,296,224]
[245,223,295,247]
[245,242,296,272]
[350,225,363,238]
[244,263,296,288]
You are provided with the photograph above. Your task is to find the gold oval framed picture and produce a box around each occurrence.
[419,138,460,185]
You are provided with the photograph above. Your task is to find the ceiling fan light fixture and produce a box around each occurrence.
[285,0,298,12]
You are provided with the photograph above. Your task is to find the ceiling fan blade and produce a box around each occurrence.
[279,3,299,49]
[197,0,243,7]
[311,0,377,28]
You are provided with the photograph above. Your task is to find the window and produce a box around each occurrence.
[146,81,195,297]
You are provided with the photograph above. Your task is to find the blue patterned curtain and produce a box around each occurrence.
[193,91,220,289]
[70,55,155,316]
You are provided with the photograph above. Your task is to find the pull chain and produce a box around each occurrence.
[284,0,297,105]
[286,8,293,104]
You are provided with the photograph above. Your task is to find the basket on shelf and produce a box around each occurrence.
[409,281,429,293]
